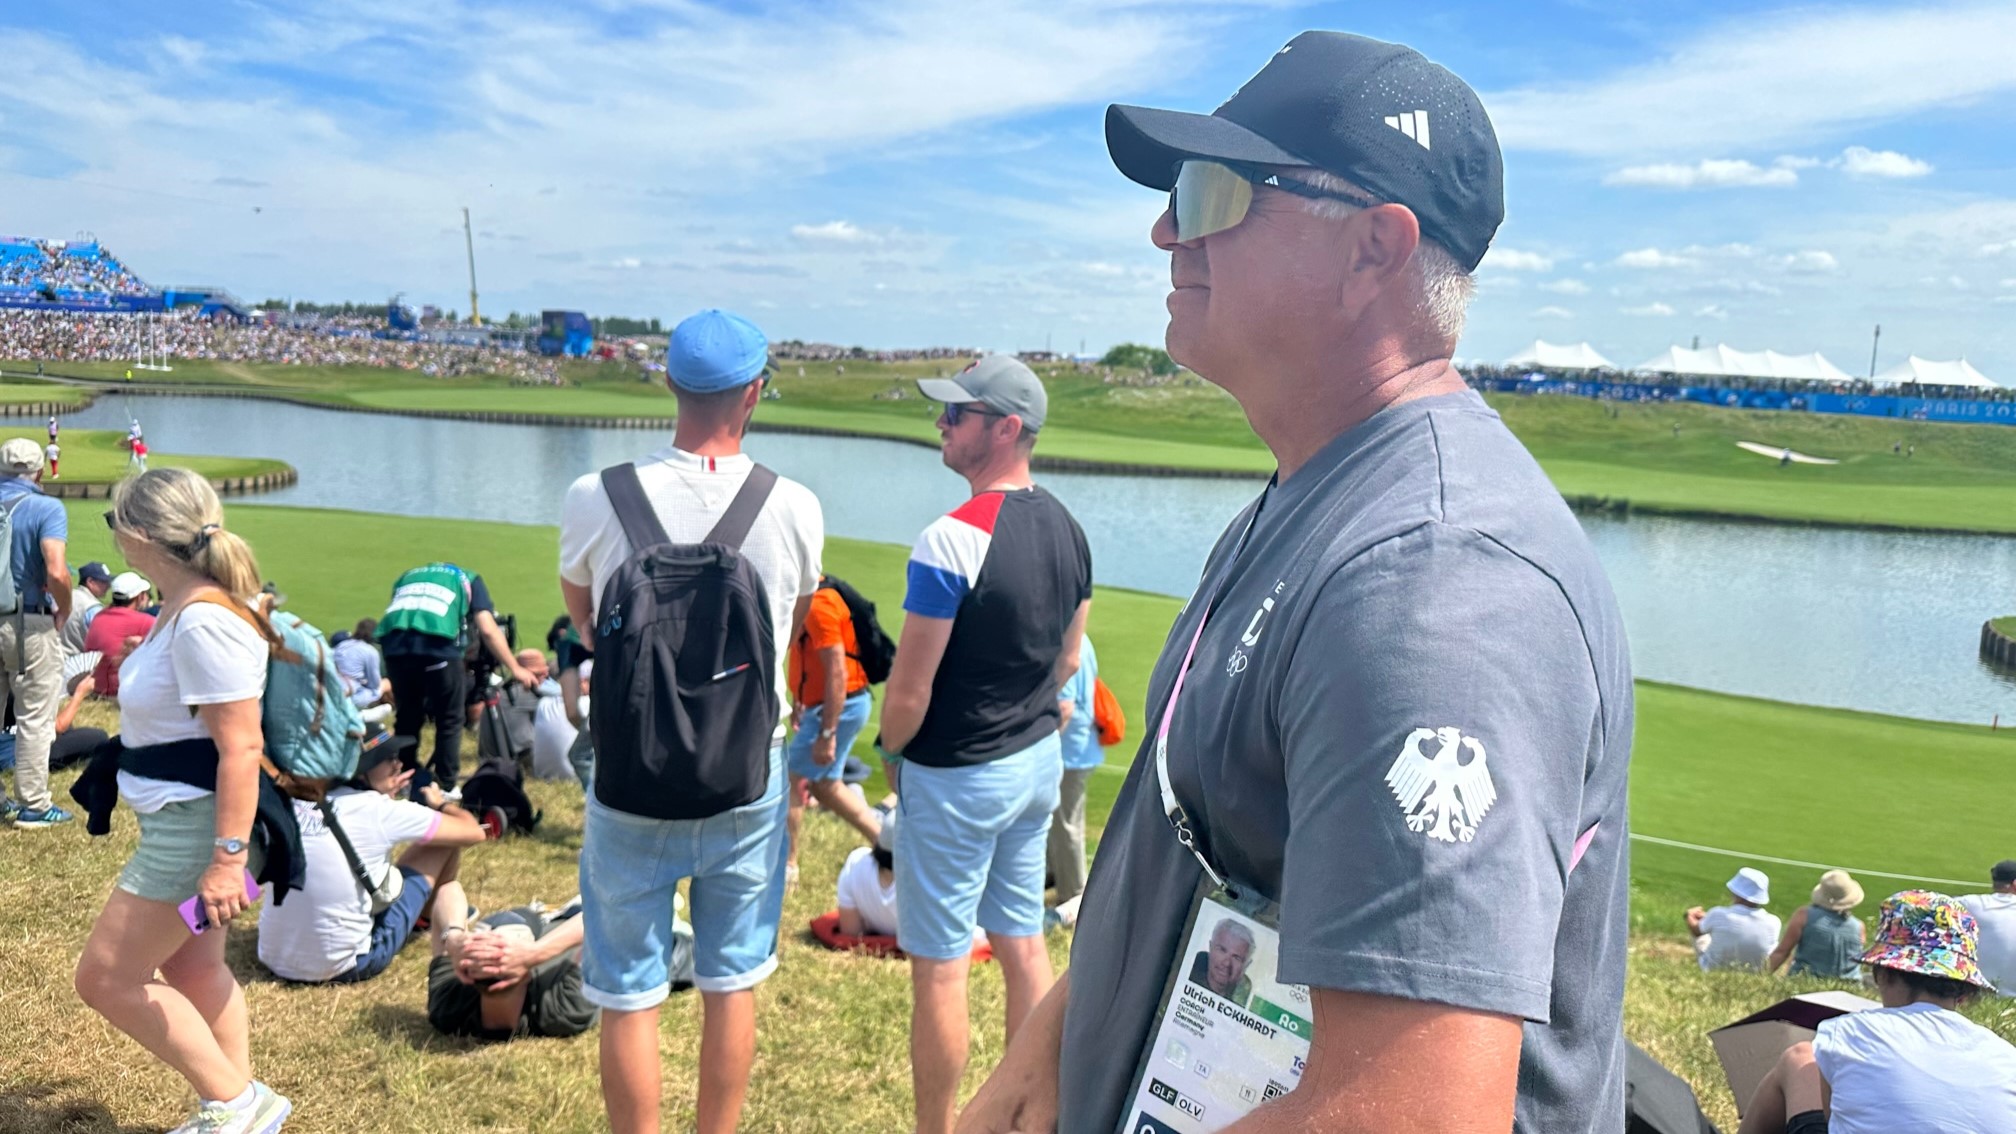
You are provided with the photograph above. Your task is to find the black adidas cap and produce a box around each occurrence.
[1106,31,1504,272]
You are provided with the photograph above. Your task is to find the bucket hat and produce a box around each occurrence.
[1859,889,1992,989]
[1811,869,1864,913]
[1725,867,1770,905]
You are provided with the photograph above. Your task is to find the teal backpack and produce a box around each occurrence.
[186,595,365,781]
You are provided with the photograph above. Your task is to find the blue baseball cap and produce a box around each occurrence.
[667,309,770,393]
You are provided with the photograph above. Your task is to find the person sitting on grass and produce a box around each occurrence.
[425,878,600,1042]
[255,731,486,984]
[1768,870,1867,980]
[1688,867,1781,972]
[1959,859,2016,995]
[1738,890,2016,1134]
[837,811,902,939]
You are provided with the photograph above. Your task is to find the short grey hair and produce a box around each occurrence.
[1211,917,1257,954]
[1294,169,1476,346]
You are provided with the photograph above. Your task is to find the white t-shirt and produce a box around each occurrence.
[559,446,824,727]
[115,602,268,814]
[1960,892,2016,996]
[1815,1000,2016,1132]
[256,787,441,982]
[531,692,579,782]
[836,846,900,937]
[1697,904,1781,971]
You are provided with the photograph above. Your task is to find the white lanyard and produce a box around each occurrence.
[1152,493,1268,894]
[1155,616,1227,891]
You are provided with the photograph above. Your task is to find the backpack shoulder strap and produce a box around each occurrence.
[599,463,671,553]
[704,464,778,550]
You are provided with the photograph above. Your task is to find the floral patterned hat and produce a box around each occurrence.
[1859,889,1992,989]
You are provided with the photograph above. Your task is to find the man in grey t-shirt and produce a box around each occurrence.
[961,33,1632,1134]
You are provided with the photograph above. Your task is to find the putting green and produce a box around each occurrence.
[1,428,285,485]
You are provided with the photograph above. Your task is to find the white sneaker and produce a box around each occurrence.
[168,1083,292,1134]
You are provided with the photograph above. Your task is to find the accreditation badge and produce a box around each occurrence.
[1119,882,1311,1134]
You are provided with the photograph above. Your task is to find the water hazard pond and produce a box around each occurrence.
[66,394,2016,727]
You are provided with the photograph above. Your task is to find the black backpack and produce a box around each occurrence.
[461,754,542,837]
[816,574,897,686]
[589,461,780,821]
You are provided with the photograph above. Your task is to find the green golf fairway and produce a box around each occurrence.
[21,357,2016,531]
[56,498,2012,924]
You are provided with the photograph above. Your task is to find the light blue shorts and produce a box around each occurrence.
[896,732,1061,960]
[786,690,874,783]
[579,745,786,1008]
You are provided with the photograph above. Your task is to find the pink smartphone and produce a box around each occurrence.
[177,869,262,935]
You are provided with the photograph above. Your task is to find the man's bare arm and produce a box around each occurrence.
[1223,988,1522,1133]
[956,970,1069,1134]
[877,611,954,754]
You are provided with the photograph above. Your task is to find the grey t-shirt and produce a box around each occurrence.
[1059,390,1633,1134]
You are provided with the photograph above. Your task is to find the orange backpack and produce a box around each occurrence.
[1091,677,1126,748]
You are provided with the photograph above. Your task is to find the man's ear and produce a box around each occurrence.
[1348,203,1422,283]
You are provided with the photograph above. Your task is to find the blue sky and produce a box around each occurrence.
[4,0,2014,376]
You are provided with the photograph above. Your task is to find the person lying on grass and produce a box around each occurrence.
[425,879,599,1042]
[1738,890,2016,1134]
[256,731,486,984]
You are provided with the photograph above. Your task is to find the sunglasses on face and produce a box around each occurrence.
[939,402,1004,427]
[1169,159,1383,242]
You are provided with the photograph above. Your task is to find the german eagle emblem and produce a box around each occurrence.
[1383,726,1497,843]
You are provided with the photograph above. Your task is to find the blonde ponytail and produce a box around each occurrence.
[110,468,277,642]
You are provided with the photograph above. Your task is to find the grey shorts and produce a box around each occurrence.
[116,795,262,904]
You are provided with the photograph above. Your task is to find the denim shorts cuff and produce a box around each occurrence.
[694,954,777,993]
[896,936,972,962]
[581,981,671,1012]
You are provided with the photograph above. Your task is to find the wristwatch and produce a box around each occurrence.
[214,836,248,855]
[819,726,839,740]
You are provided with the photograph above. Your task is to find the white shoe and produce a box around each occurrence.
[168,1083,292,1134]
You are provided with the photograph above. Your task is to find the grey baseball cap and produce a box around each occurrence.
[917,355,1048,433]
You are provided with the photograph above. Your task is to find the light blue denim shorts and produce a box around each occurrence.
[579,745,786,1008]
[896,732,1061,960]
[786,690,874,783]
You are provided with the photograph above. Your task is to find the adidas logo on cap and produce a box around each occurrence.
[1383,109,1431,150]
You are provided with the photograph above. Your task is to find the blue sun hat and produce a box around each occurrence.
[666,309,770,393]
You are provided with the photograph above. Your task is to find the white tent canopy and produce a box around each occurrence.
[1502,340,1617,371]
[1871,355,2000,389]
[1632,343,1853,382]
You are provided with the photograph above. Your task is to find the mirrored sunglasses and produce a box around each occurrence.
[1170,160,1383,242]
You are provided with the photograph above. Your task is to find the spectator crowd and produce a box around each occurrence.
[0,308,563,384]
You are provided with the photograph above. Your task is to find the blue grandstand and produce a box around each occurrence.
[0,234,244,317]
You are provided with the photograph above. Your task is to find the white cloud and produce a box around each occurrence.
[1679,242,1758,260]
[1694,304,1730,319]
[1837,146,1933,179]
[1983,241,2016,256]
[2003,278,2016,288]
[1540,278,1590,295]
[1532,305,1575,319]
[1774,155,1824,170]
[1603,159,1797,189]
[790,220,881,245]
[1616,248,1697,270]
[1621,302,1677,316]
[1080,261,1127,277]
[1485,248,1555,272]
[1486,1,2016,156]
[1771,250,1840,274]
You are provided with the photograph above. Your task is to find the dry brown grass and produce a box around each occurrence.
[10,702,2016,1132]
[2,706,1063,1133]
